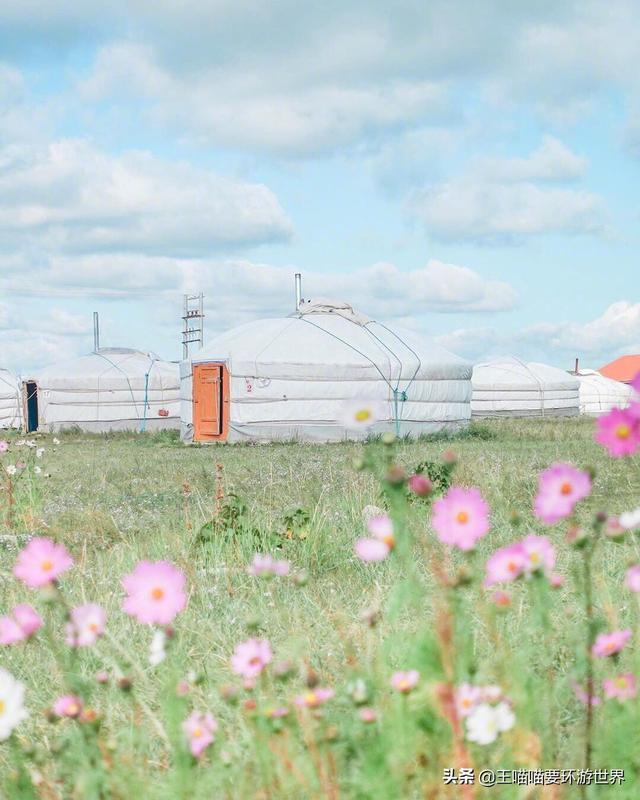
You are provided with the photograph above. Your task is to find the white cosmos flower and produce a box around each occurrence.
[34,466,42,475]
[149,629,167,666]
[5,465,16,476]
[620,508,640,531]
[36,448,45,459]
[0,668,28,740]
[465,702,515,745]
[53,438,60,445]
[340,400,384,431]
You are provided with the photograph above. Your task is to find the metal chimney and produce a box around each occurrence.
[295,273,302,311]
[574,357,579,374]
[93,312,100,351]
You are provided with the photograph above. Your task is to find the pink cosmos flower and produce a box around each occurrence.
[0,441,8,453]
[122,561,187,625]
[408,474,432,497]
[359,707,377,723]
[595,407,640,457]
[65,604,106,647]
[355,514,395,562]
[520,535,555,575]
[625,564,640,592]
[13,537,73,588]
[230,638,273,679]
[455,683,483,717]
[0,604,43,645]
[631,371,640,394]
[248,554,290,577]
[571,681,601,707]
[603,673,637,701]
[592,629,631,658]
[183,711,218,758]
[390,670,420,693]
[53,695,83,718]
[432,487,490,551]
[265,706,289,719]
[294,687,334,708]
[355,538,390,562]
[533,463,592,524]
[484,543,527,587]
[490,590,512,607]
[549,573,565,589]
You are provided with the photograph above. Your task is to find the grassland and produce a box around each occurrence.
[0,417,639,799]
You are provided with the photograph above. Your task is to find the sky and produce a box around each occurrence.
[1,0,640,373]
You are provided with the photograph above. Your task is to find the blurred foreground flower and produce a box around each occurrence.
[534,463,591,525]
[66,604,106,647]
[340,400,383,431]
[595,407,640,457]
[231,638,272,679]
[0,668,28,739]
[592,629,631,657]
[149,629,167,666]
[247,553,290,578]
[14,537,73,588]
[0,604,42,645]
[390,670,419,694]
[53,695,83,719]
[432,486,490,551]
[603,674,637,701]
[619,507,640,530]
[122,561,187,625]
[294,688,334,708]
[465,701,515,745]
[183,711,218,758]
[625,564,640,592]
[355,514,395,562]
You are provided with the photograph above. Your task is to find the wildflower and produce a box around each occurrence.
[534,463,592,524]
[53,437,60,445]
[36,448,44,459]
[549,573,565,588]
[183,711,218,758]
[95,670,110,684]
[355,514,395,562]
[465,702,515,745]
[359,707,377,723]
[432,487,490,551]
[34,466,42,475]
[0,668,28,740]
[520,535,555,575]
[603,673,637,702]
[455,684,483,717]
[66,604,106,647]
[265,706,289,719]
[604,516,626,541]
[620,507,640,531]
[149,629,167,666]
[247,553,290,578]
[390,670,419,694]
[340,400,383,431]
[408,473,432,497]
[592,629,631,658]
[490,590,512,607]
[0,605,43,645]
[53,695,83,718]
[595,407,640,457]
[625,564,640,592]
[230,638,272,679]
[572,681,601,707]
[632,371,640,394]
[484,543,527,587]
[14,537,73,588]
[294,688,334,708]
[0,441,7,453]
[5,465,16,476]
[122,561,187,625]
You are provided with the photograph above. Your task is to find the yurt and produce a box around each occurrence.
[471,357,580,417]
[0,368,22,429]
[575,369,633,415]
[180,298,472,442]
[598,354,640,385]
[27,349,180,433]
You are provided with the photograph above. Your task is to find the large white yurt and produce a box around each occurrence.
[575,369,633,415]
[28,349,180,433]
[472,357,580,417]
[180,298,472,443]
[0,368,22,429]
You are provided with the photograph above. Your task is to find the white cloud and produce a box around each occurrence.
[476,137,586,182]
[0,140,292,257]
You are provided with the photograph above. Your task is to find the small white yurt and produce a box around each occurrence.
[28,349,180,433]
[180,298,472,443]
[472,357,580,417]
[0,368,22,429]
[576,369,633,415]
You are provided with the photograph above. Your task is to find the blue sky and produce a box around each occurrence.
[1,0,639,372]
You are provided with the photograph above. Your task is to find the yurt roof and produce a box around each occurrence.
[191,300,471,381]
[598,354,640,384]
[576,369,634,396]
[472,357,579,391]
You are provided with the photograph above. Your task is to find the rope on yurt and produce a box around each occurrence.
[94,351,144,426]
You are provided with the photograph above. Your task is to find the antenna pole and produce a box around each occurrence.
[182,293,205,360]
[93,312,100,351]
[295,273,302,311]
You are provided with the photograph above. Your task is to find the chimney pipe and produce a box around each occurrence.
[295,272,302,311]
[93,312,100,351]
[574,357,579,374]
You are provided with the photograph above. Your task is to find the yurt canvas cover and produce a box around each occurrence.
[472,358,579,417]
[181,299,472,442]
[576,369,633,415]
[0,369,22,429]
[33,349,180,432]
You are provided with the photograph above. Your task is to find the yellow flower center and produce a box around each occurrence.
[382,534,395,548]
[529,551,540,563]
[0,699,5,716]
[355,409,372,423]
[192,727,203,738]
[560,482,572,495]
[616,424,631,439]
[616,677,628,688]
[304,691,318,707]
[89,623,99,632]
[151,587,164,601]
[456,510,469,524]
[41,560,53,572]
[68,703,79,716]
[397,679,411,692]
[507,560,518,573]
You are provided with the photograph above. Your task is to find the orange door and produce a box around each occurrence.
[193,363,229,441]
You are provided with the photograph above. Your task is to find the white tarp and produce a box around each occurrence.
[181,300,472,442]
[576,369,633,415]
[32,349,180,432]
[0,369,22,429]
[472,357,580,417]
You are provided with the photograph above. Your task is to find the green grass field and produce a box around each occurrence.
[1,418,639,799]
